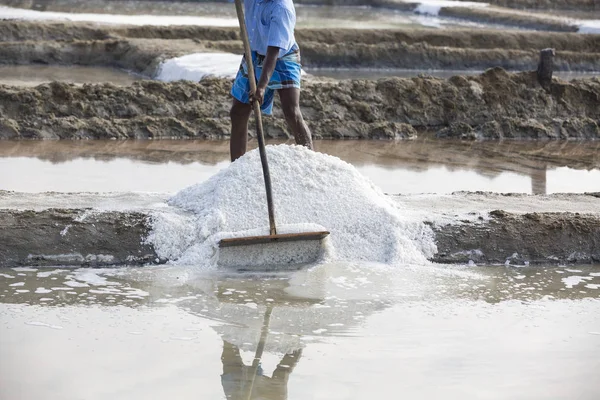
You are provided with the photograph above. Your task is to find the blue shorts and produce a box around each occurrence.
[230,49,302,115]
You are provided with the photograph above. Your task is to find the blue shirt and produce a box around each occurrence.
[245,0,298,58]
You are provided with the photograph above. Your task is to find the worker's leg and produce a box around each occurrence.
[278,87,313,150]
[229,99,252,162]
[221,340,245,374]
[272,348,303,381]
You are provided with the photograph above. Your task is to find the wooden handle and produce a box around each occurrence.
[234,0,277,236]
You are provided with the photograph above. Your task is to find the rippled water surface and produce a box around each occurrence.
[1,264,599,400]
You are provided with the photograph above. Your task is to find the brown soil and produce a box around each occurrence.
[0,68,598,140]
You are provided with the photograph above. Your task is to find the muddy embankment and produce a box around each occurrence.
[1,196,599,267]
[463,0,598,11]
[1,67,598,140]
[1,21,600,74]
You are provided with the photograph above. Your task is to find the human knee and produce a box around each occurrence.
[282,104,302,122]
[230,101,251,120]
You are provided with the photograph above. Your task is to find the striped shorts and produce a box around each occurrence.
[230,49,302,115]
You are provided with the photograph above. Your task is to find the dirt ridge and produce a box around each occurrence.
[1,206,598,267]
[0,68,598,140]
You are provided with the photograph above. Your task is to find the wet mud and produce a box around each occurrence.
[0,208,156,267]
[433,209,600,264]
[1,194,599,267]
[1,68,598,140]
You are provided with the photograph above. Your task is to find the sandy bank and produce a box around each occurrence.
[1,192,599,267]
[0,68,598,140]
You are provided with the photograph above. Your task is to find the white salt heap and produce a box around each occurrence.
[410,1,488,16]
[148,145,435,268]
[156,53,242,82]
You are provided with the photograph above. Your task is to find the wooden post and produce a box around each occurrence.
[537,48,555,91]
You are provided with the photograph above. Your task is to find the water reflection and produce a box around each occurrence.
[1,264,599,399]
[0,140,598,194]
[221,308,301,400]
[531,164,547,195]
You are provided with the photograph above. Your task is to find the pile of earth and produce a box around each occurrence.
[0,67,598,140]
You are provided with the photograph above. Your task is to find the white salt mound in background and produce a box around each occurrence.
[156,53,242,81]
[410,1,488,16]
[578,20,600,34]
[148,145,436,268]
[156,53,306,82]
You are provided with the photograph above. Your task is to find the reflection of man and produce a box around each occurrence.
[221,340,302,400]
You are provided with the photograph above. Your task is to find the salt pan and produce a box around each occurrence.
[148,145,435,269]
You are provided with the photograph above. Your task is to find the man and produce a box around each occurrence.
[230,0,313,161]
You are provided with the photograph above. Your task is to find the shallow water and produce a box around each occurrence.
[1,263,599,400]
[0,140,598,195]
[0,65,143,87]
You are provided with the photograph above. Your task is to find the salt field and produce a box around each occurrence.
[1,0,599,399]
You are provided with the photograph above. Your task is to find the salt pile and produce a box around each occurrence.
[148,145,435,268]
[410,1,488,16]
[156,53,242,82]
[156,53,306,83]
[578,20,600,34]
